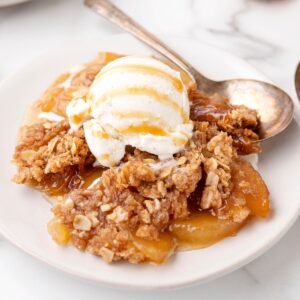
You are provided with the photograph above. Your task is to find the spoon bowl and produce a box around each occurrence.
[85,0,294,141]
[207,78,294,141]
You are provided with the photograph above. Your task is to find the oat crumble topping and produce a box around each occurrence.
[12,52,270,264]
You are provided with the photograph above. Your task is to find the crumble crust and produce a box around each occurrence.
[11,53,265,264]
[30,121,235,263]
[13,118,239,263]
[13,120,95,185]
[190,90,261,154]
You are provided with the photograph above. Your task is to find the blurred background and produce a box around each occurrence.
[0,1,299,299]
[1,0,299,93]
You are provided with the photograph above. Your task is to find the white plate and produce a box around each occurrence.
[0,34,299,290]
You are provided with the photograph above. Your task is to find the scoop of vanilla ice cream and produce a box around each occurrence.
[66,55,193,167]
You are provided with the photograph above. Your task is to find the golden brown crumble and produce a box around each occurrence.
[13,120,95,185]
[45,121,238,263]
[12,52,269,264]
[190,90,261,154]
[12,112,255,264]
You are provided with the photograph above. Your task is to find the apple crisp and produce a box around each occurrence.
[12,52,270,264]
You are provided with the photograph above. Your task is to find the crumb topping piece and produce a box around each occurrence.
[13,121,94,185]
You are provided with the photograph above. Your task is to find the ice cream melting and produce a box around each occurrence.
[66,55,193,167]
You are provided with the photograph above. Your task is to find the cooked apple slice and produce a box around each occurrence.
[230,158,270,218]
[47,218,71,245]
[132,233,176,264]
[170,213,244,250]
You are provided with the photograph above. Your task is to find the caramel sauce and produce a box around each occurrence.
[37,166,103,197]
[190,91,232,122]
[113,110,162,122]
[94,86,189,123]
[92,129,110,139]
[119,123,167,136]
[114,111,189,145]
[98,64,184,92]
[118,123,186,146]
[189,89,261,154]
[80,167,103,190]
[70,110,89,125]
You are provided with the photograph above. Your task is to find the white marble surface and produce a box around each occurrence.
[0,0,299,299]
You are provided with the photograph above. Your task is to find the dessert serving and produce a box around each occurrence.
[12,52,270,264]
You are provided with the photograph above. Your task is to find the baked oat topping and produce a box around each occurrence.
[13,121,95,188]
[12,52,270,264]
[46,121,240,262]
[190,89,261,154]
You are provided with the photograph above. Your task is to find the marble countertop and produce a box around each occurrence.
[0,0,299,299]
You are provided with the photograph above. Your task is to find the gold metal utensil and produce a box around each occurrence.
[85,0,294,141]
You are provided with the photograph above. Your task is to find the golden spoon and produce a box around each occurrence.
[85,0,294,141]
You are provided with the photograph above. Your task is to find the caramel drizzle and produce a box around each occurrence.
[88,111,187,146]
[98,153,110,160]
[118,123,187,146]
[94,87,189,123]
[112,110,168,127]
[97,64,184,92]
[84,121,111,139]
[97,153,117,166]
[92,130,110,139]
[70,111,88,125]
[114,111,192,140]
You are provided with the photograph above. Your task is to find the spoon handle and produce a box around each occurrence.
[85,0,207,84]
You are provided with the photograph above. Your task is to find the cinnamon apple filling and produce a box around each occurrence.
[12,52,270,264]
